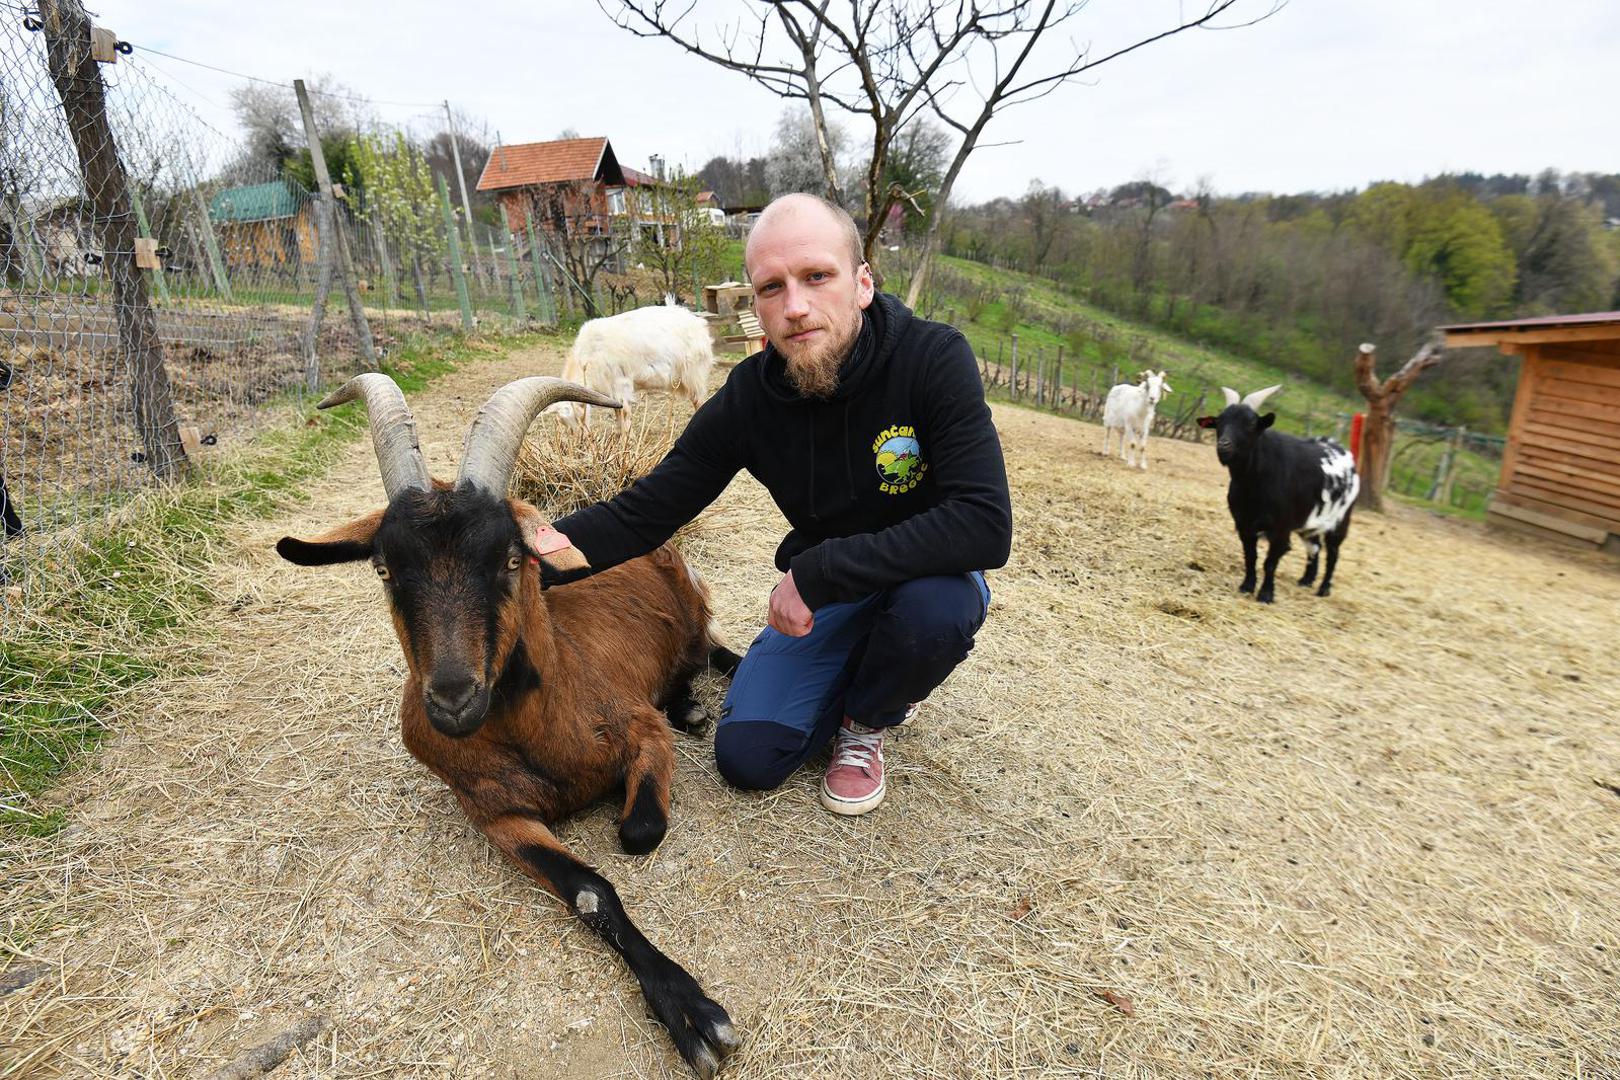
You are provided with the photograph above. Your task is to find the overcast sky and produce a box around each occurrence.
[102,0,1620,202]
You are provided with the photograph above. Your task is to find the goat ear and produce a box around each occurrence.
[509,499,591,575]
[1258,412,1276,430]
[1196,416,1217,429]
[276,508,384,565]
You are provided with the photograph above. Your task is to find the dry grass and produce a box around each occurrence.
[512,413,686,521]
[3,339,1619,1079]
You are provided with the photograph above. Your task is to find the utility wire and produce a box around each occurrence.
[129,42,443,108]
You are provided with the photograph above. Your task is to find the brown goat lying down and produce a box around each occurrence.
[277,374,742,1077]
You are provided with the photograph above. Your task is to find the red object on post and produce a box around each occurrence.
[1349,412,1365,464]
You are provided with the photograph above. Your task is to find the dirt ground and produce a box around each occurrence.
[4,340,1619,1079]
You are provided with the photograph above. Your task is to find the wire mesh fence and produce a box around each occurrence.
[0,0,585,617]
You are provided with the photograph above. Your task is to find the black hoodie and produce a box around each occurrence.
[551,292,1013,611]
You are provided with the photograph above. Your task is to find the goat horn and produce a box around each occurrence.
[1241,384,1283,411]
[317,374,430,502]
[457,376,623,495]
[1221,387,1241,407]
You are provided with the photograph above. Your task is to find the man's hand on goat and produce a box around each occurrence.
[768,570,814,637]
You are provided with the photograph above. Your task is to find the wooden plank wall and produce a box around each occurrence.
[1492,339,1620,545]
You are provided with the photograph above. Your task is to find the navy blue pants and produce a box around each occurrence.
[714,572,990,791]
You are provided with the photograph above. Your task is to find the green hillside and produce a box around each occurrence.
[888,253,1503,516]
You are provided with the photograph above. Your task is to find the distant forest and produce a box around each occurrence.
[940,171,1620,431]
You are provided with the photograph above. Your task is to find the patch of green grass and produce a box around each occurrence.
[0,327,551,842]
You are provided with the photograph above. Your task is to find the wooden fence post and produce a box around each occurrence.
[294,79,376,370]
[302,195,334,389]
[1428,424,1465,504]
[1009,332,1019,401]
[39,0,189,479]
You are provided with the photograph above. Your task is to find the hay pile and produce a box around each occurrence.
[3,339,1618,1078]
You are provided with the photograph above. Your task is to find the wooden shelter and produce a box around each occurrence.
[1441,312,1620,553]
[208,180,317,271]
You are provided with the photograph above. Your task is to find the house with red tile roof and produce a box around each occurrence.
[477,136,676,247]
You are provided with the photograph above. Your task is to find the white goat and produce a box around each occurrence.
[552,301,717,432]
[1101,369,1173,470]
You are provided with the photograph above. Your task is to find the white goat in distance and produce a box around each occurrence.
[551,298,717,433]
[1102,369,1173,470]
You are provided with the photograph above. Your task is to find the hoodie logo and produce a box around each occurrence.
[872,425,927,494]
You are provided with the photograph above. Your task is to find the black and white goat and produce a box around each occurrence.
[1197,385,1359,603]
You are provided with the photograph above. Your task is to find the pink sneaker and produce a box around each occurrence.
[820,719,886,815]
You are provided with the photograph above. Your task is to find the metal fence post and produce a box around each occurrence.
[437,174,474,331]
[127,184,170,304]
[191,187,233,301]
[500,206,526,322]
[524,213,554,325]
[369,207,399,306]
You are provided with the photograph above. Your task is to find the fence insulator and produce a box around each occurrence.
[133,237,161,270]
[90,26,119,63]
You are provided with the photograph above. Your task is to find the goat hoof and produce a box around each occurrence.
[676,703,713,736]
[1316,584,1332,597]
[1238,580,1256,594]
[1297,576,1316,587]
[620,783,668,855]
[619,815,667,856]
[1256,590,1275,604]
[641,961,741,1077]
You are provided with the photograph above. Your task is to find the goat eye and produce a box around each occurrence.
[375,564,390,580]
[506,554,523,572]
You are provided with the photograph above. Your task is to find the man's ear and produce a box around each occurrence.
[276,508,385,565]
[855,260,876,308]
[1258,412,1276,430]
[1196,416,1218,429]
[510,499,590,575]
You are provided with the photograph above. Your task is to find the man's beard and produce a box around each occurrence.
[782,310,863,400]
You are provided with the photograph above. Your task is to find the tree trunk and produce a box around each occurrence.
[40,0,189,480]
[1357,401,1395,512]
[1352,341,1444,512]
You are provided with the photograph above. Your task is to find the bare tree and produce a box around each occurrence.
[765,105,851,197]
[1021,179,1068,270]
[228,76,374,180]
[906,3,1276,307]
[601,1,1276,299]
[1353,340,1446,512]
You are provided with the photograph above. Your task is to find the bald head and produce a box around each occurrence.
[745,193,864,278]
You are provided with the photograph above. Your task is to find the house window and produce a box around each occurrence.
[608,188,626,214]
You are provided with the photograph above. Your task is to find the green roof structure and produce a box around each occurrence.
[209,180,309,224]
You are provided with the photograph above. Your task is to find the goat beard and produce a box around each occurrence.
[781,310,862,400]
